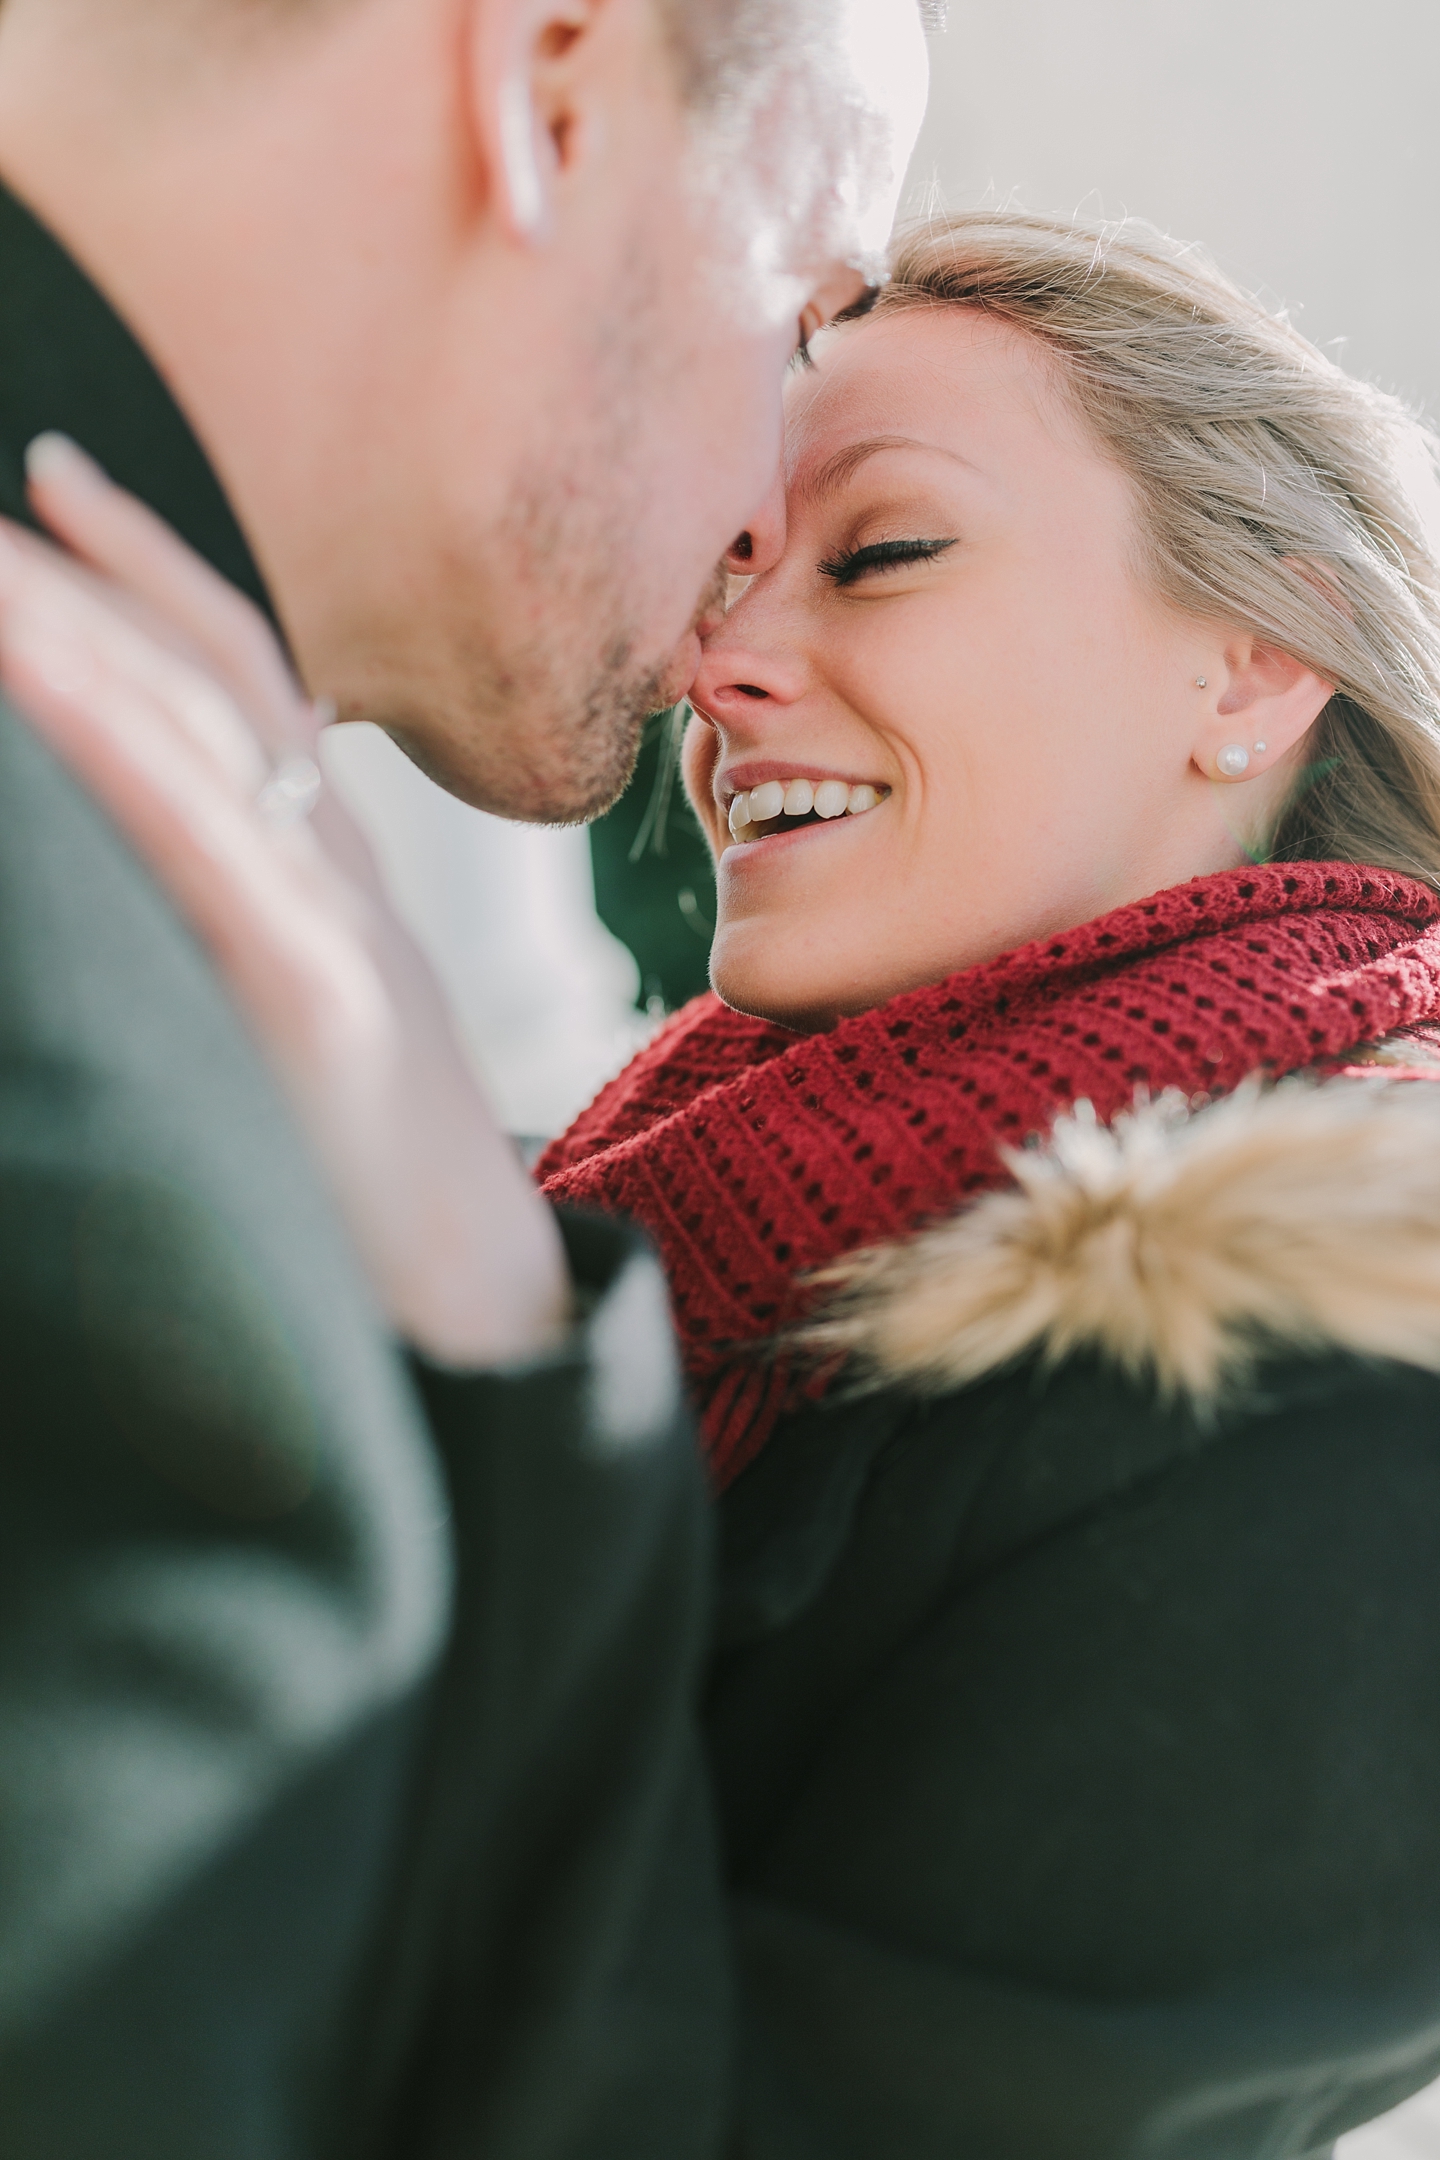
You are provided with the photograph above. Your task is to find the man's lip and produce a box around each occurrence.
[715,761,887,804]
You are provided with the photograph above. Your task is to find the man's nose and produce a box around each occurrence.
[724,471,787,578]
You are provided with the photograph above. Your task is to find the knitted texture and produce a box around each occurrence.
[539,862,1440,1487]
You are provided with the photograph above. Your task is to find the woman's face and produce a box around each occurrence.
[683,307,1303,1031]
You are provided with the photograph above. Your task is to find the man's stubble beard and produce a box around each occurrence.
[380,263,720,826]
[382,498,674,826]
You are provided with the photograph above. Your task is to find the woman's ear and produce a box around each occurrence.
[1191,633,1334,783]
[467,0,613,243]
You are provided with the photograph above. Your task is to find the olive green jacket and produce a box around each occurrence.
[3,179,1440,2160]
[0,179,724,2160]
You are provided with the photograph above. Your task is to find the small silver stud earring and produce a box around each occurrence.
[1253,741,1267,754]
[1195,676,1208,688]
[1216,743,1251,778]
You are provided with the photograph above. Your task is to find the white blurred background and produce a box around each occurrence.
[327,4,1440,2142]
[322,724,651,1138]
[912,0,1440,418]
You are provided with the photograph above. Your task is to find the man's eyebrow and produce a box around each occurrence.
[794,435,977,506]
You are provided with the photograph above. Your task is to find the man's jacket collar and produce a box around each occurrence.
[0,175,271,612]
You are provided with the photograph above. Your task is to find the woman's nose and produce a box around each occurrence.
[691,606,808,721]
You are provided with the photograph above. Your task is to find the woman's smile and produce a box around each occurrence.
[719,769,891,844]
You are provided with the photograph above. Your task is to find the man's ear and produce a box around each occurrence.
[467,0,621,242]
[1192,632,1335,782]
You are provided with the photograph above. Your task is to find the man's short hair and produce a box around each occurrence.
[660,0,787,106]
[665,0,932,115]
[660,0,777,105]
[213,0,818,111]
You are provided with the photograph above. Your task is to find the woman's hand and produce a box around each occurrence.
[0,435,570,1367]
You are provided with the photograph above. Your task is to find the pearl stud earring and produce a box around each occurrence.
[1216,744,1251,777]
[1195,676,1208,688]
[1254,741,1267,754]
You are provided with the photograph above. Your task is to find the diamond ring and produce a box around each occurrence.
[256,753,323,826]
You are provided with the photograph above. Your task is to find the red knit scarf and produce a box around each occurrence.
[539,862,1440,1488]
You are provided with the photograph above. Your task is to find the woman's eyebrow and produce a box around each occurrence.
[795,434,977,506]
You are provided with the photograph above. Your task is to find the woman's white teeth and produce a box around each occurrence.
[726,778,888,841]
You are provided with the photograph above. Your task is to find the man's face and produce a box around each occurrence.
[318,0,929,824]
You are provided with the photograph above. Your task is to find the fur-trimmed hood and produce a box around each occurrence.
[804,1065,1440,1407]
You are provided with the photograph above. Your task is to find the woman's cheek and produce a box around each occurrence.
[680,712,722,854]
[838,624,965,772]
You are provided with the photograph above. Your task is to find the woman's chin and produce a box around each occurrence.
[708,931,884,1034]
[708,943,814,1032]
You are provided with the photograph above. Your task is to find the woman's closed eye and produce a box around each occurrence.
[818,537,958,588]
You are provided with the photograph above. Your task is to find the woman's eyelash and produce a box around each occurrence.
[818,537,958,587]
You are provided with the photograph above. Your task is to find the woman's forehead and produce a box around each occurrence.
[782,308,1077,488]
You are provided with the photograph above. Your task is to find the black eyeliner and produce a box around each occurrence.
[819,537,958,587]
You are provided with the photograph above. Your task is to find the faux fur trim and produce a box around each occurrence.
[802,1072,1440,1404]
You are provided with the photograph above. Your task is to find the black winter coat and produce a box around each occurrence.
[711,1348,1440,2157]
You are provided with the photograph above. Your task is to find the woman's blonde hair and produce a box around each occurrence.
[870,210,1440,884]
